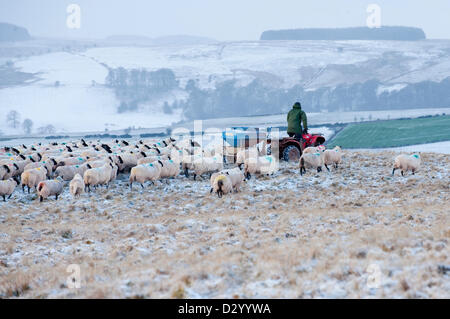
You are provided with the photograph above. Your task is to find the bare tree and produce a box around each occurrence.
[6,110,21,129]
[22,118,33,134]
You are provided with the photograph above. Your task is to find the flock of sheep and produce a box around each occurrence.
[0,135,422,202]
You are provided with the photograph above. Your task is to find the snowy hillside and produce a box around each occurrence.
[1,39,450,135]
[83,40,450,90]
[0,51,184,135]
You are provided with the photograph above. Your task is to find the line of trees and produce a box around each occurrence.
[260,26,426,41]
[170,76,450,120]
[105,67,179,113]
[4,110,56,135]
[102,66,450,121]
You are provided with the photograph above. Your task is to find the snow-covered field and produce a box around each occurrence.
[356,141,450,154]
[83,40,450,90]
[0,50,184,135]
[0,149,448,298]
[1,39,450,135]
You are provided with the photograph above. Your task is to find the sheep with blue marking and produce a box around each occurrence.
[244,155,277,179]
[83,163,115,192]
[392,154,421,176]
[129,161,163,189]
[323,146,343,171]
[299,152,324,176]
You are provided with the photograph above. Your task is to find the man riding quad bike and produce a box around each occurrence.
[272,101,324,161]
[287,101,308,140]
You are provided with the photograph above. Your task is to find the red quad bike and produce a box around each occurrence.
[268,133,326,162]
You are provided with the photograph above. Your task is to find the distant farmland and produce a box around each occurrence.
[328,115,450,148]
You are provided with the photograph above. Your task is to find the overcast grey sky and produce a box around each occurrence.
[1,0,450,40]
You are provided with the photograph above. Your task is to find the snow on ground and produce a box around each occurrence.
[355,141,450,154]
[0,147,448,298]
[0,51,183,135]
[14,52,107,86]
[83,40,450,90]
[0,85,183,134]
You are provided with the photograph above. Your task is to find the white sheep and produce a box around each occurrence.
[176,138,200,149]
[1,164,19,180]
[54,164,89,181]
[37,177,64,202]
[85,159,111,169]
[69,173,84,198]
[210,167,245,193]
[211,174,233,198]
[322,146,343,171]
[0,178,17,202]
[392,154,421,176]
[137,155,167,165]
[303,145,326,154]
[299,152,324,176]
[244,155,278,179]
[24,161,54,178]
[159,157,181,179]
[191,156,223,180]
[21,167,47,193]
[129,162,162,189]
[56,156,87,167]
[115,153,138,172]
[83,163,114,192]
[236,147,260,168]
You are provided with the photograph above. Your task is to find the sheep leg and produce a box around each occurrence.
[39,196,43,202]
[246,172,251,180]
[8,194,12,199]
[325,164,330,172]
[22,185,25,193]
[184,168,189,178]
[392,168,396,176]
[2,195,5,202]
[317,166,322,173]
[141,183,145,189]
[412,169,415,175]
[55,194,59,200]
[27,186,30,194]
[210,188,213,193]
[401,171,404,176]
[193,173,197,181]
[130,182,133,190]
[335,163,338,169]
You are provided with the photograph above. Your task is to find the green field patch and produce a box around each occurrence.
[328,115,450,148]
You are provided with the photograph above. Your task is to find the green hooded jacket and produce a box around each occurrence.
[287,102,307,134]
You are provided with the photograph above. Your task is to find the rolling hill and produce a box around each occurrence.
[1,38,450,135]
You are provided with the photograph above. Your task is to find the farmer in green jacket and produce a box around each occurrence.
[287,102,308,140]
